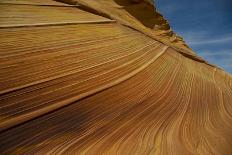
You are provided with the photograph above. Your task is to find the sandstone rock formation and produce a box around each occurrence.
[0,0,232,154]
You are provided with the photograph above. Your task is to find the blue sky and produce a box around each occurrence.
[156,0,232,73]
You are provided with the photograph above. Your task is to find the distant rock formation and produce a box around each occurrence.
[0,0,232,154]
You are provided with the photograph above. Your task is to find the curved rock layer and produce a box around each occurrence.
[0,0,232,154]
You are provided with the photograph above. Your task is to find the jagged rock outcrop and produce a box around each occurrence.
[69,0,193,52]
[0,0,232,154]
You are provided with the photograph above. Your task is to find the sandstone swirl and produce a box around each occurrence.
[0,0,232,154]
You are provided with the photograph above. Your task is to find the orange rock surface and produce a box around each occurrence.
[0,0,232,154]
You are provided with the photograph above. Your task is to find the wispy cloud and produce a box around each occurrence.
[199,49,232,73]
[188,36,232,45]
[181,30,232,73]
[179,31,232,46]
[199,50,232,56]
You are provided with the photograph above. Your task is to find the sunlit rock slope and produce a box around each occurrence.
[0,0,232,154]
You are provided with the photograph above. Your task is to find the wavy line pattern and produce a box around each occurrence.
[0,0,232,154]
[0,3,112,28]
